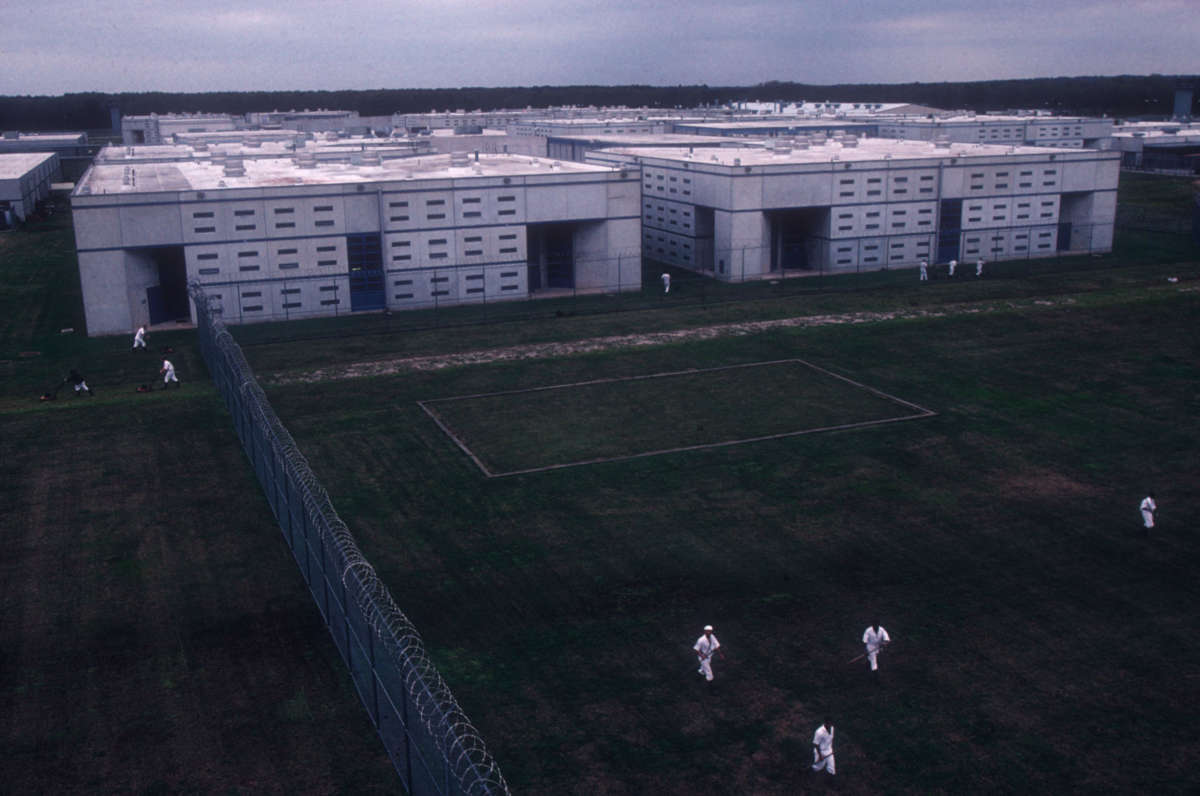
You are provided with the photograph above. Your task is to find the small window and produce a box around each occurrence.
[273,207,295,215]
[497,196,516,202]
[239,265,260,272]
[429,252,448,259]
[462,197,482,204]
[498,234,517,240]
[278,248,298,255]
[316,245,336,253]
[317,260,337,266]
[197,253,218,261]
[234,209,255,217]
[238,250,258,258]
[282,302,302,309]
[427,213,446,220]
[198,267,219,275]
[426,199,445,206]
[319,285,338,292]
[393,254,411,262]
[390,215,410,222]
[194,226,215,233]
[499,247,518,254]
[192,211,214,219]
[320,299,340,306]
[275,222,295,229]
[279,262,299,270]
[313,205,333,212]
[242,305,263,312]
[389,201,409,208]
[315,220,335,227]
[235,224,255,231]
[430,276,449,284]
[281,288,300,295]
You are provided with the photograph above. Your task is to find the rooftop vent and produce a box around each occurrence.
[360,151,381,166]
[242,139,262,148]
[223,158,246,177]
[450,150,470,167]
[192,142,209,152]
[295,152,317,169]
[841,137,858,148]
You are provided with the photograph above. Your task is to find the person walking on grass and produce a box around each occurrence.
[862,622,891,672]
[919,260,928,282]
[132,325,147,351]
[948,259,957,277]
[1140,492,1157,534]
[661,272,671,294]
[694,625,722,682]
[812,718,835,776]
[160,358,178,387]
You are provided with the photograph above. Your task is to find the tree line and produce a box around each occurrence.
[1,75,1195,133]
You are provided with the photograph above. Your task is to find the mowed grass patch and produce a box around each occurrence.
[269,293,1200,794]
[421,359,932,475]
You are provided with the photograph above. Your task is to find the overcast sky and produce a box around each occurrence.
[2,0,1196,96]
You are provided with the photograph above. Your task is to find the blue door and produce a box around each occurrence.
[937,200,962,263]
[347,233,385,311]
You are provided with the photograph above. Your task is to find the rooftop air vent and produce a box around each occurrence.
[223,159,246,177]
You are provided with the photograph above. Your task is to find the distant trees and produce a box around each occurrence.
[0,75,1195,133]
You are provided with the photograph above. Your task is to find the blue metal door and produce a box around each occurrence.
[347,233,385,311]
[937,199,962,263]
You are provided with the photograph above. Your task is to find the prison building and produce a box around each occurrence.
[587,137,1118,280]
[671,120,877,139]
[0,131,91,182]
[510,117,683,138]
[121,113,240,145]
[70,151,640,335]
[874,113,1114,150]
[1108,123,1200,174]
[0,152,61,228]
[546,133,753,164]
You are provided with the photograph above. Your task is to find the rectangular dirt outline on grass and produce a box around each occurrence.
[418,358,937,478]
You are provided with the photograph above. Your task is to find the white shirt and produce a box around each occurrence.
[694,633,720,659]
[1141,496,1156,513]
[134,327,145,341]
[863,625,891,651]
[813,725,834,756]
[162,359,175,374]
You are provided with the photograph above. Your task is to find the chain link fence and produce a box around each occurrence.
[189,280,509,796]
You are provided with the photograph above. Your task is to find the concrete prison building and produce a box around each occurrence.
[587,136,1119,279]
[0,152,61,228]
[71,152,640,335]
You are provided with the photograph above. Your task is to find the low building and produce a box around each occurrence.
[874,113,1114,150]
[588,137,1119,280]
[0,131,91,181]
[547,133,749,163]
[1108,123,1200,174]
[121,113,239,145]
[71,151,640,335]
[0,152,61,228]
[671,120,876,139]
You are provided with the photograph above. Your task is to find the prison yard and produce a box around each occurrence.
[2,172,1199,793]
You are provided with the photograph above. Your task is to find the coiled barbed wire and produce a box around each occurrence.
[190,282,510,795]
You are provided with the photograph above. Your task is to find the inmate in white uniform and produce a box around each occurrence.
[862,625,891,671]
[661,272,671,294]
[976,259,984,277]
[1140,495,1156,529]
[694,627,720,681]
[919,260,928,281]
[161,359,178,385]
[132,326,146,350]
[948,259,957,277]
[812,722,835,774]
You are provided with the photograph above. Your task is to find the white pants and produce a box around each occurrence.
[867,647,880,671]
[163,370,178,384]
[919,268,927,281]
[133,338,146,349]
[697,656,713,681]
[74,381,88,393]
[812,750,835,774]
[1142,509,1154,528]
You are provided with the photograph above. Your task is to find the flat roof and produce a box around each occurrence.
[548,133,742,145]
[94,137,430,164]
[76,153,619,196]
[674,120,872,131]
[0,152,57,178]
[0,132,86,144]
[602,137,1109,168]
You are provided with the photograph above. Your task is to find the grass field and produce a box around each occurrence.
[264,291,1200,794]
[421,359,932,475]
[2,172,1199,794]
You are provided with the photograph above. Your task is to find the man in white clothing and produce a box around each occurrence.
[694,625,721,682]
[132,326,147,350]
[976,259,984,278]
[160,358,178,387]
[1140,493,1157,532]
[948,259,957,277]
[862,622,891,672]
[812,719,835,775]
[919,260,928,281]
[661,272,671,294]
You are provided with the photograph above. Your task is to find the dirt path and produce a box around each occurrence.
[265,300,1032,385]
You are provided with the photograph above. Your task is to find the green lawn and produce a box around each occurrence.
[267,291,1200,794]
[422,359,930,475]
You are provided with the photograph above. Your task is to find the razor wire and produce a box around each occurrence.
[190,280,510,796]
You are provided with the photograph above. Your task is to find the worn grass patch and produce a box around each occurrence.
[421,359,933,475]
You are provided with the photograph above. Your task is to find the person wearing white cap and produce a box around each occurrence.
[694,625,721,682]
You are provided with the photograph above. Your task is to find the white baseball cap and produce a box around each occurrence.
[704,625,713,632]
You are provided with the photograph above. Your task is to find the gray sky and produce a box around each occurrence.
[3,0,1196,96]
